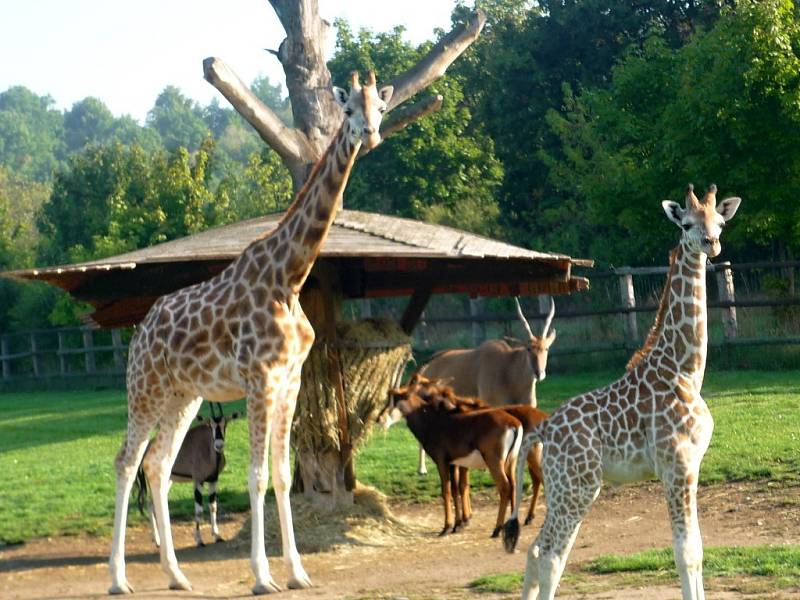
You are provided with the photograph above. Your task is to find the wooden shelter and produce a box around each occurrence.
[5,208,591,506]
[6,209,591,331]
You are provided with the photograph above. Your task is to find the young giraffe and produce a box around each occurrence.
[503,184,741,600]
[108,71,393,595]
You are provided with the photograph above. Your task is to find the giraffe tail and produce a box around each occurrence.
[133,465,149,516]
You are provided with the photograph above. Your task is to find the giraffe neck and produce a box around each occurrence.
[241,121,359,294]
[651,241,708,389]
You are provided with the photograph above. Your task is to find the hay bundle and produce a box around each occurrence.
[293,317,412,456]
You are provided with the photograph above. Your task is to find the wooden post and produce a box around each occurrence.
[111,329,125,371]
[618,271,639,344]
[469,298,484,347]
[57,331,67,375]
[359,298,372,319]
[83,329,96,374]
[1,336,10,381]
[715,262,738,340]
[30,333,41,378]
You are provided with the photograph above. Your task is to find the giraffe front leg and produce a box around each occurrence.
[246,386,281,595]
[271,367,312,590]
[666,476,706,600]
[145,395,203,591]
[208,480,224,543]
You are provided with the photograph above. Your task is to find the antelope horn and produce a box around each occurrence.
[350,71,361,91]
[514,297,535,339]
[685,183,700,210]
[542,297,556,337]
[704,183,718,207]
[366,70,377,86]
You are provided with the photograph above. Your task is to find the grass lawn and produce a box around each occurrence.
[1,369,798,544]
[469,544,800,594]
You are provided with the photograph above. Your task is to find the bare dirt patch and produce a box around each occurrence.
[2,481,799,599]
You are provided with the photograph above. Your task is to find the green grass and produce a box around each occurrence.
[1,370,799,543]
[469,545,800,594]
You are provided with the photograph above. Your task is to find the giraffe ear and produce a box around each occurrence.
[332,86,349,107]
[716,196,741,222]
[662,200,685,227]
[378,85,394,105]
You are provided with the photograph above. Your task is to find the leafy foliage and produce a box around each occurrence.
[328,21,504,236]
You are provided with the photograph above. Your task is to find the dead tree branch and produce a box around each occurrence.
[378,94,444,142]
[203,57,312,176]
[385,10,486,110]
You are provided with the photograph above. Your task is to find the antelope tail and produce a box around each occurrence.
[503,430,541,553]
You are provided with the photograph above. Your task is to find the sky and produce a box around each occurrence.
[1,0,459,123]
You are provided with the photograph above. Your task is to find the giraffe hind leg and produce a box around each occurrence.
[109,403,160,595]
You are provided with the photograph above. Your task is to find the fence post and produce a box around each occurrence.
[30,333,41,378]
[57,331,67,375]
[618,271,639,344]
[83,328,96,374]
[1,335,10,381]
[715,262,738,340]
[111,329,125,371]
[469,298,485,347]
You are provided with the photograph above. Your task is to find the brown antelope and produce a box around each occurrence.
[135,408,240,548]
[383,374,523,537]
[389,382,548,528]
[414,297,556,474]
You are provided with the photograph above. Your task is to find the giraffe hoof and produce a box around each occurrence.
[438,527,450,537]
[491,526,502,538]
[108,582,134,595]
[252,579,282,595]
[215,536,225,544]
[169,576,192,591]
[287,574,313,590]
[196,541,206,548]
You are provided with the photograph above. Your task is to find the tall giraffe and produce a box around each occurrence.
[108,71,393,595]
[503,185,741,600]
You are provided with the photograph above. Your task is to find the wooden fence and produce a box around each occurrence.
[1,260,798,384]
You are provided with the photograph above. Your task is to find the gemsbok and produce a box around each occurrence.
[135,407,240,548]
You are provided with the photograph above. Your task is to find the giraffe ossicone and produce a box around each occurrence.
[108,71,392,596]
[504,184,741,600]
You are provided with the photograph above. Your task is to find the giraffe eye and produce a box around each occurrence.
[344,108,353,116]
[681,223,692,231]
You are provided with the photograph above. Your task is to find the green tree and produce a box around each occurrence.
[0,86,65,181]
[63,97,115,152]
[37,141,227,266]
[146,86,210,152]
[216,148,293,220]
[546,0,800,263]
[328,21,503,236]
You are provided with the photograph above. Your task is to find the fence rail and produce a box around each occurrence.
[2,260,798,384]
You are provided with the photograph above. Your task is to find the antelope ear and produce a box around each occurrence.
[716,196,741,222]
[662,201,685,227]
[378,85,394,104]
[332,86,348,107]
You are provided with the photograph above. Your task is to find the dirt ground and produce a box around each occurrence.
[2,480,799,600]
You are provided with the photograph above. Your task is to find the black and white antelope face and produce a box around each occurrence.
[197,412,240,453]
[663,184,741,258]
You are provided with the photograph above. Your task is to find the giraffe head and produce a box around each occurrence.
[332,70,394,151]
[662,184,741,258]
